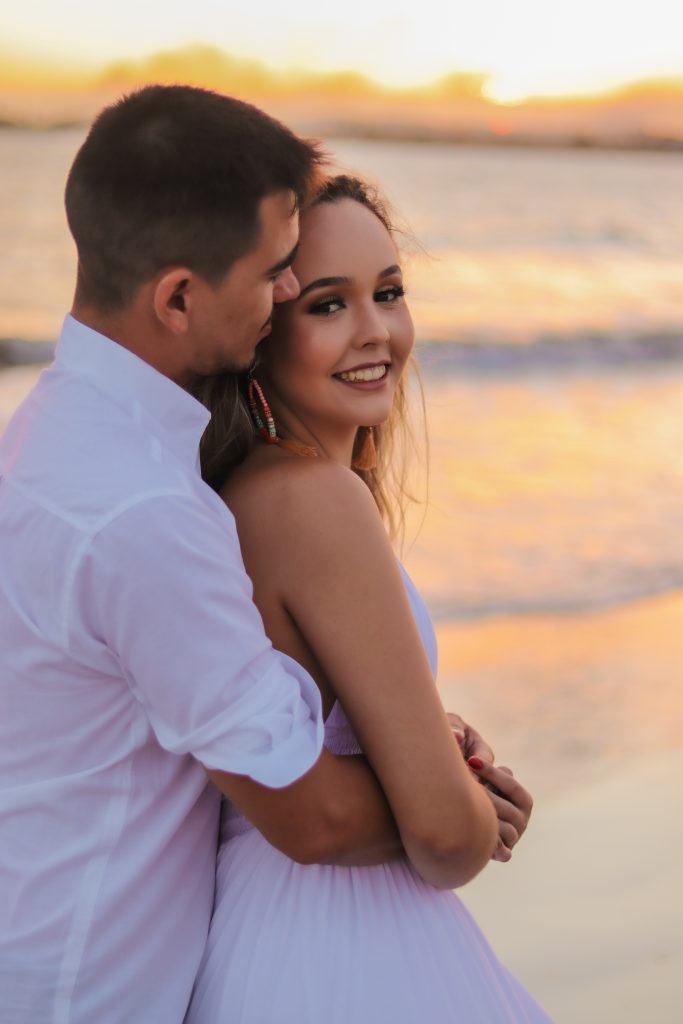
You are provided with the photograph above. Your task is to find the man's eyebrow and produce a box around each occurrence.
[298,265,401,299]
[265,242,299,277]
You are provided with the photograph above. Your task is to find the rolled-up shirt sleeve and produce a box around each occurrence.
[67,493,324,788]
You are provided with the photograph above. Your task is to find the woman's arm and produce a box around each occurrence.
[233,459,498,888]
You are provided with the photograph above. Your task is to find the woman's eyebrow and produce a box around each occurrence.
[298,275,352,298]
[379,264,401,279]
[298,265,401,299]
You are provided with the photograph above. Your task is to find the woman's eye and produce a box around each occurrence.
[375,285,405,303]
[309,296,345,315]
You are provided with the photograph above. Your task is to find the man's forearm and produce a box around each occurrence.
[318,754,404,866]
[209,748,403,868]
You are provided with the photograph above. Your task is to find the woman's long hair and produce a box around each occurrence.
[194,174,426,544]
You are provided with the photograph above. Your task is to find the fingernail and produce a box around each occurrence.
[467,756,484,770]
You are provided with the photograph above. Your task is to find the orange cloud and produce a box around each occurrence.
[0,44,681,146]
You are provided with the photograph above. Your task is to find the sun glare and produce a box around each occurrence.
[0,0,682,108]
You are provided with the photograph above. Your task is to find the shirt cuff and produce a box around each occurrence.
[177,652,325,789]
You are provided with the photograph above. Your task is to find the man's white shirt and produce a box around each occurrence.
[0,315,324,1022]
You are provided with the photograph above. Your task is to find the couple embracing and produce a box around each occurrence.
[0,85,552,1022]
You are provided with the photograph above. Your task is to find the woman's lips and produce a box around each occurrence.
[334,364,389,385]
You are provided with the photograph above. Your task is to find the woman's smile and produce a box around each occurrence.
[334,362,390,388]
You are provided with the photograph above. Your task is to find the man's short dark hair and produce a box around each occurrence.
[65,84,324,311]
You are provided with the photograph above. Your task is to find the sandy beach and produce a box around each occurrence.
[431,596,683,1023]
[462,746,683,1023]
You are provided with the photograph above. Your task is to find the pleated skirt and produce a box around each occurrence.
[186,828,553,1023]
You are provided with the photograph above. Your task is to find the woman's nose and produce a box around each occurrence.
[356,302,390,346]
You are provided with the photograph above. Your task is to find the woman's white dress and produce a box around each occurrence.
[186,569,553,1022]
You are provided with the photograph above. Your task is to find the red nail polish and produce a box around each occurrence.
[468,756,484,770]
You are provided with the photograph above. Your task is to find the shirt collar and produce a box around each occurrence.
[55,314,211,471]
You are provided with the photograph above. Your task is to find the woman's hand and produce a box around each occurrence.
[446,713,495,763]
[466,758,533,863]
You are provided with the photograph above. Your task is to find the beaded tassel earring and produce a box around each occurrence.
[247,375,279,443]
[352,426,377,470]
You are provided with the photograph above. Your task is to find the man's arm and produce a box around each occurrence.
[76,492,496,883]
[73,494,327,785]
[208,749,404,866]
[208,713,504,869]
[77,494,405,866]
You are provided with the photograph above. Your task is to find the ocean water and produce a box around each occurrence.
[2,129,683,346]
[1,129,683,819]
[2,129,683,625]
[334,139,683,347]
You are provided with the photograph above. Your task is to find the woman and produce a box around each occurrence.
[187,176,552,1022]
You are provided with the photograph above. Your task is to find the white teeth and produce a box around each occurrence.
[338,365,387,383]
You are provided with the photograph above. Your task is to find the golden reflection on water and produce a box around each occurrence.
[400,366,683,783]
[436,592,683,794]
[406,250,683,343]
[405,368,683,616]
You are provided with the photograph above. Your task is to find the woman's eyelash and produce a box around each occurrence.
[308,285,405,316]
[376,285,405,302]
[308,295,345,315]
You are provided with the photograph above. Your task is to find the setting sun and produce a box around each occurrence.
[2,0,682,100]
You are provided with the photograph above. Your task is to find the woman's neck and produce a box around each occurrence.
[267,402,357,469]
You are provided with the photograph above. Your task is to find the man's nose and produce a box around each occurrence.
[273,267,300,303]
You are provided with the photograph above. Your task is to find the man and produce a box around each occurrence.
[0,85,517,1022]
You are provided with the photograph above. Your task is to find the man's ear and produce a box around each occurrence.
[152,269,195,333]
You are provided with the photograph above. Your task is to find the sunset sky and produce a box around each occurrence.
[2,0,683,102]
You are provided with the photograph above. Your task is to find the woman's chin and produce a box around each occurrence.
[341,390,396,426]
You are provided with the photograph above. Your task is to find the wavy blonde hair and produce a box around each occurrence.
[195,174,426,544]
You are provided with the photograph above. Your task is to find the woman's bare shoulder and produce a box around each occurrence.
[222,452,377,525]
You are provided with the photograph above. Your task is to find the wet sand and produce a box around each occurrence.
[429,595,683,1023]
[462,747,683,1023]
[434,589,683,790]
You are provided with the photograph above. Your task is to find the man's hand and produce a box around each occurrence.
[467,758,533,862]
[446,713,495,763]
